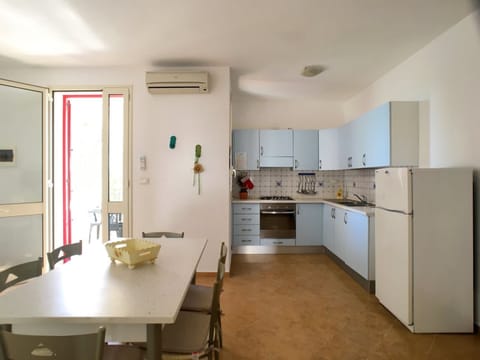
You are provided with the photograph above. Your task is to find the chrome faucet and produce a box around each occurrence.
[353,193,367,204]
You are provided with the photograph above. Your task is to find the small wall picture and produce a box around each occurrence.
[0,148,15,166]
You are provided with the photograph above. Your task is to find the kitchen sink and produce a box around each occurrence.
[324,199,374,207]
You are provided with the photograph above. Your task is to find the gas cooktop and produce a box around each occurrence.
[259,196,294,201]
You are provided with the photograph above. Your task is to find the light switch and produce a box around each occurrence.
[139,156,147,170]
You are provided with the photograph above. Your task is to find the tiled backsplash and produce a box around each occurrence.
[233,168,376,203]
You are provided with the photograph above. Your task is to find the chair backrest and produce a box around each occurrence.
[88,209,101,224]
[215,242,227,285]
[47,241,83,270]
[142,231,184,239]
[0,326,106,360]
[0,257,43,293]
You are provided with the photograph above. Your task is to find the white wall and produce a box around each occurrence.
[344,11,480,324]
[0,66,231,272]
[232,92,344,129]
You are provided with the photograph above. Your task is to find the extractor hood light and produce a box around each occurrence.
[301,65,326,77]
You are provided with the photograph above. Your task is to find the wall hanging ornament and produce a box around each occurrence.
[169,135,176,149]
[193,144,204,195]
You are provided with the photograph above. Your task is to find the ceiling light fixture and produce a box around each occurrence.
[301,65,326,77]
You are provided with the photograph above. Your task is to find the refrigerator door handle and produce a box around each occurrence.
[376,206,412,216]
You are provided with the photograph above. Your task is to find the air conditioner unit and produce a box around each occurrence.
[145,71,209,94]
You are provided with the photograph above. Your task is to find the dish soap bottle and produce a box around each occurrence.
[336,188,343,199]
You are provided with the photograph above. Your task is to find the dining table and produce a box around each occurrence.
[0,237,208,360]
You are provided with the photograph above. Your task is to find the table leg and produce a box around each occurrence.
[146,324,162,360]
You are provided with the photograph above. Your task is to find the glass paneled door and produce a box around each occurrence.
[52,88,130,248]
[0,79,47,269]
[102,89,130,241]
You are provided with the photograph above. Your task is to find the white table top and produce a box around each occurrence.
[0,237,207,326]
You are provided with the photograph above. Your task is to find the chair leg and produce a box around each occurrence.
[217,311,223,348]
[213,334,220,360]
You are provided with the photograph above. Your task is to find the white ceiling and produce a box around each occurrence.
[0,0,476,100]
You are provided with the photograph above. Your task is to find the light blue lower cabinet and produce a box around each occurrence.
[233,214,259,225]
[322,206,374,283]
[260,238,295,246]
[323,205,336,253]
[232,204,260,247]
[296,204,323,246]
[233,235,260,246]
[233,224,259,236]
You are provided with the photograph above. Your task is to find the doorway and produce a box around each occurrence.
[52,89,130,249]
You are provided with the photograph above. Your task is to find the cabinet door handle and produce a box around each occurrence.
[362,153,366,166]
[295,159,299,169]
[260,146,264,156]
[319,159,322,169]
[344,212,348,224]
[241,218,251,221]
[257,159,260,169]
[332,208,336,219]
[241,239,252,243]
[273,241,283,245]
[348,156,352,168]
[241,229,252,232]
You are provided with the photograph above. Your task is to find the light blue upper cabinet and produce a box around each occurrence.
[342,101,419,169]
[293,130,319,171]
[357,103,390,168]
[259,129,293,167]
[232,129,259,170]
[388,101,419,167]
[318,128,339,170]
[233,101,418,171]
[338,123,353,169]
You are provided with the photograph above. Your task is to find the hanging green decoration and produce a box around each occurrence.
[193,144,204,195]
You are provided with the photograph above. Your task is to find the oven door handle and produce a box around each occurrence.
[260,210,295,215]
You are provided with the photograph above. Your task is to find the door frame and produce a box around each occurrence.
[0,78,50,263]
[51,85,132,247]
[102,88,132,241]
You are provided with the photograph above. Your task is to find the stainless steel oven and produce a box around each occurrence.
[260,202,296,239]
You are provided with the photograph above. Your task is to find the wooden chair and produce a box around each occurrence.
[108,213,123,239]
[0,257,43,293]
[121,269,223,359]
[88,208,101,243]
[181,242,227,347]
[0,326,106,360]
[142,231,184,238]
[160,280,222,359]
[47,241,82,270]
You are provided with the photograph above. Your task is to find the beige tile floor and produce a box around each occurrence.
[197,253,480,360]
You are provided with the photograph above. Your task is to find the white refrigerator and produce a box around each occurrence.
[375,167,473,333]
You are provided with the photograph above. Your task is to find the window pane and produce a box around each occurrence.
[108,212,123,240]
[0,85,43,204]
[0,215,43,269]
[108,95,124,202]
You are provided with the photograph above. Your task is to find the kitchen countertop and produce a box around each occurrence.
[231,197,375,216]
